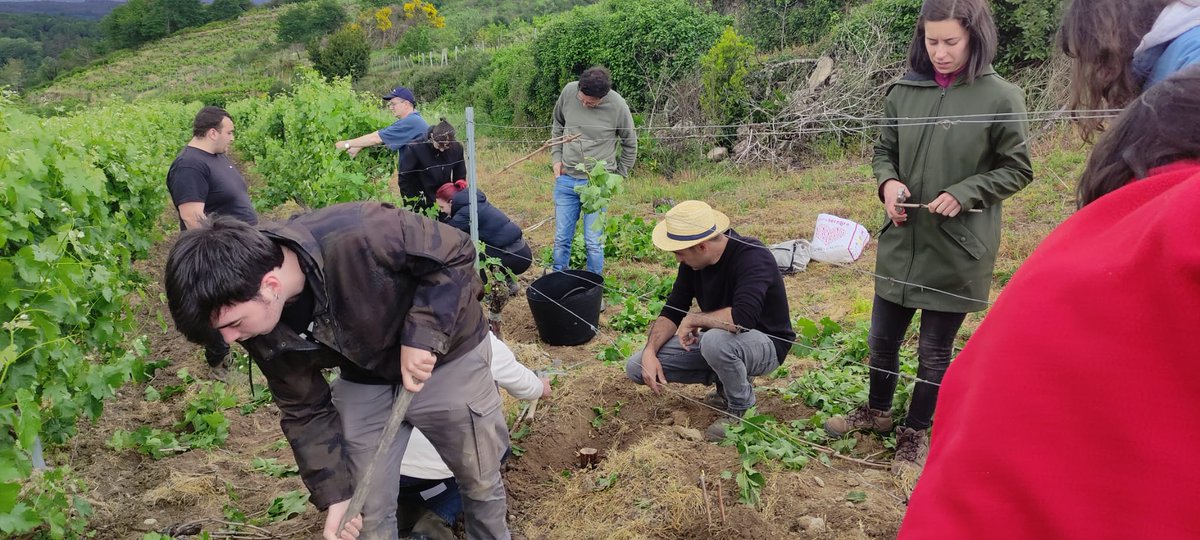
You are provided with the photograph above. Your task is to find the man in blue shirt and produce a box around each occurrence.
[336,86,430,204]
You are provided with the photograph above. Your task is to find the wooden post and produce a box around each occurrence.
[576,447,599,468]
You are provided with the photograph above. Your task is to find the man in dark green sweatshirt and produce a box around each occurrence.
[550,66,637,275]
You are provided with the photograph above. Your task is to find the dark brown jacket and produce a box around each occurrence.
[239,202,487,509]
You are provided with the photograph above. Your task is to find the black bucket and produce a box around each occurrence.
[526,270,603,346]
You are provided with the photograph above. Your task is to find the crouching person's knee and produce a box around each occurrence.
[698,329,737,357]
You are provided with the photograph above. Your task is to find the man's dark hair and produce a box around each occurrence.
[165,215,284,345]
[1077,64,1200,208]
[578,66,612,98]
[192,106,232,138]
[906,0,998,84]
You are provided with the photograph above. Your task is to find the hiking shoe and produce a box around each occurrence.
[409,510,455,540]
[824,404,893,437]
[891,426,930,475]
[703,378,757,410]
[703,386,727,409]
[704,410,746,442]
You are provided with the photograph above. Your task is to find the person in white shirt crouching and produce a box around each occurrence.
[396,332,551,539]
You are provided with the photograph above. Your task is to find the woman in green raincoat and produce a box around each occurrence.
[825,0,1034,473]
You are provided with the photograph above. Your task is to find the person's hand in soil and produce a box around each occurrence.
[322,500,362,539]
[640,352,668,393]
[400,345,436,392]
[539,376,553,398]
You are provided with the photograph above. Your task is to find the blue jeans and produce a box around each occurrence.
[552,174,604,274]
[397,476,462,527]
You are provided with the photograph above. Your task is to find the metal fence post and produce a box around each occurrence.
[465,107,480,268]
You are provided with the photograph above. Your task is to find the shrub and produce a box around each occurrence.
[208,0,252,22]
[740,0,860,51]
[825,0,921,62]
[701,27,755,136]
[276,0,347,44]
[991,0,1064,72]
[528,0,728,120]
[0,98,194,535]
[467,43,537,125]
[227,69,397,210]
[309,26,371,81]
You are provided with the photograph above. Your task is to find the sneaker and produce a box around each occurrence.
[824,404,893,437]
[704,409,746,442]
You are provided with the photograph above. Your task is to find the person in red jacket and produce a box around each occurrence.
[899,65,1200,539]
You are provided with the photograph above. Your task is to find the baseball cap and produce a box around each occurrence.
[381,86,417,105]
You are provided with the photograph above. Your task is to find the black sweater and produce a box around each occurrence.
[661,230,796,362]
[402,139,467,205]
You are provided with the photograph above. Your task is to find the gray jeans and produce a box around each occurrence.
[624,329,780,412]
[331,338,510,540]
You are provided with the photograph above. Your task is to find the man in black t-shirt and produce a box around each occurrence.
[166,106,258,369]
[624,201,795,442]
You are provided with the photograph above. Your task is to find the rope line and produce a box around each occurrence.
[472,108,1122,131]
[489,239,945,388]
[480,114,1117,146]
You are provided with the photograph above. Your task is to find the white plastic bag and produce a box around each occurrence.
[810,213,870,264]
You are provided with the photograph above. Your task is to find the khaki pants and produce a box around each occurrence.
[332,339,510,540]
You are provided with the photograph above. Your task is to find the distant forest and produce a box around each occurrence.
[0,1,125,19]
[0,13,104,91]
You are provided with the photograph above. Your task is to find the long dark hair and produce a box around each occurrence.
[427,118,460,151]
[1058,0,1172,141]
[906,0,998,83]
[1077,64,1200,207]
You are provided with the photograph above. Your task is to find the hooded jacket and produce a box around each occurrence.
[872,67,1034,313]
[239,202,487,510]
[446,189,523,249]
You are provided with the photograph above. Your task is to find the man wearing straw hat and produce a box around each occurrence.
[625,201,795,441]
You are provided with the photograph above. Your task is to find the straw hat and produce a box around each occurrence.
[652,201,731,251]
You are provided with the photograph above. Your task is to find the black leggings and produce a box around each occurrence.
[867,295,966,430]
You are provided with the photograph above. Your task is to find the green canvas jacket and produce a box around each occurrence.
[872,67,1034,313]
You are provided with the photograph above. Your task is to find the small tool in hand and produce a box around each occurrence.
[895,202,983,213]
[895,187,908,226]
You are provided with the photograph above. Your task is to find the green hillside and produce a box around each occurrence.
[31,10,292,106]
